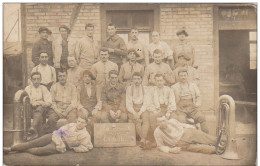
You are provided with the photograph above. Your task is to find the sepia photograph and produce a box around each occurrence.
[2,2,257,165]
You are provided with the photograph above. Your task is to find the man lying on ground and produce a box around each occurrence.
[154,116,226,154]
[4,117,93,156]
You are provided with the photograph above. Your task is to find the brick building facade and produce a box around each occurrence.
[21,3,257,111]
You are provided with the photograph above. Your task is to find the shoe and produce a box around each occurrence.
[139,139,146,148]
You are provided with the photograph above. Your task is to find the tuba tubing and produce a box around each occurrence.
[218,95,240,160]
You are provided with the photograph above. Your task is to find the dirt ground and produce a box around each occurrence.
[3,139,256,166]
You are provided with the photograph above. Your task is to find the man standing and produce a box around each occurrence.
[32,27,53,66]
[148,31,174,68]
[171,68,208,133]
[127,27,149,66]
[173,28,196,68]
[52,25,77,70]
[31,51,56,90]
[4,117,93,155]
[50,69,78,129]
[154,116,221,154]
[119,49,144,87]
[98,70,127,123]
[149,73,176,133]
[91,48,118,89]
[75,23,99,70]
[25,72,53,140]
[102,23,127,68]
[173,53,199,85]
[143,49,174,86]
[126,72,150,147]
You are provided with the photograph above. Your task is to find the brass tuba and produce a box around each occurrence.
[216,95,240,160]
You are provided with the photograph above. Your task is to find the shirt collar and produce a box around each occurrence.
[106,34,119,42]
[107,82,120,90]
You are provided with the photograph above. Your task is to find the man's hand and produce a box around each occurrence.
[92,108,99,117]
[31,101,41,107]
[115,110,121,119]
[110,110,116,119]
[165,112,171,119]
[73,147,88,153]
[56,145,66,153]
[108,48,114,53]
[169,147,181,153]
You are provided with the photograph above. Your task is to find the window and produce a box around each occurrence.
[106,10,154,44]
[249,31,257,69]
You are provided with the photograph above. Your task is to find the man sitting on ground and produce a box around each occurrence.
[4,117,93,155]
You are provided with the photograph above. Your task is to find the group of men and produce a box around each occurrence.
[4,23,226,156]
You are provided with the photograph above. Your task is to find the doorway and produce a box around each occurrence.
[219,30,257,123]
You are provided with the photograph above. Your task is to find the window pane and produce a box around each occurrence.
[250,61,256,70]
[249,31,257,41]
[132,11,152,27]
[108,11,129,28]
[250,43,257,61]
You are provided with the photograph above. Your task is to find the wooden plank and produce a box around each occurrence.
[94,123,136,147]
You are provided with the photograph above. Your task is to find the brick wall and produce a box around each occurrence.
[23,3,215,111]
[24,3,101,78]
[160,4,214,111]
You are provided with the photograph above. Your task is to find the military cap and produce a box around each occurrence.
[177,52,190,60]
[176,29,188,37]
[59,25,71,34]
[38,27,52,34]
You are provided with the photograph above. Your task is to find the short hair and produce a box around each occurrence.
[127,48,138,56]
[130,27,138,33]
[77,116,88,123]
[178,67,188,75]
[59,25,71,34]
[85,23,94,30]
[154,73,164,79]
[109,70,118,78]
[67,56,76,61]
[39,50,49,56]
[58,68,68,75]
[107,23,116,29]
[153,49,163,55]
[82,70,95,80]
[132,72,143,79]
[31,71,41,79]
[100,47,109,53]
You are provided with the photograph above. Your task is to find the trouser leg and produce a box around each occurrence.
[11,133,52,152]
[32,106,45,133]
[140,111,150,140]
[118,112,128,123]
[43,109,59,134]
[67,109,78,123]
[26,142,57,156]
[190,109,209,133]
[181,128,217,145]
[170,110,187,123]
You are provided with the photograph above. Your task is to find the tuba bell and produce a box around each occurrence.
[216,95,240,160]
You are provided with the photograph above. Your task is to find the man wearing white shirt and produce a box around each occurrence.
[149,73,177,134]
[148,31,174,68]
[31,51,56,90]
[91,48,118,89]
[154,116,218,154]
[25,72,55,140]
[126,72,150,147]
